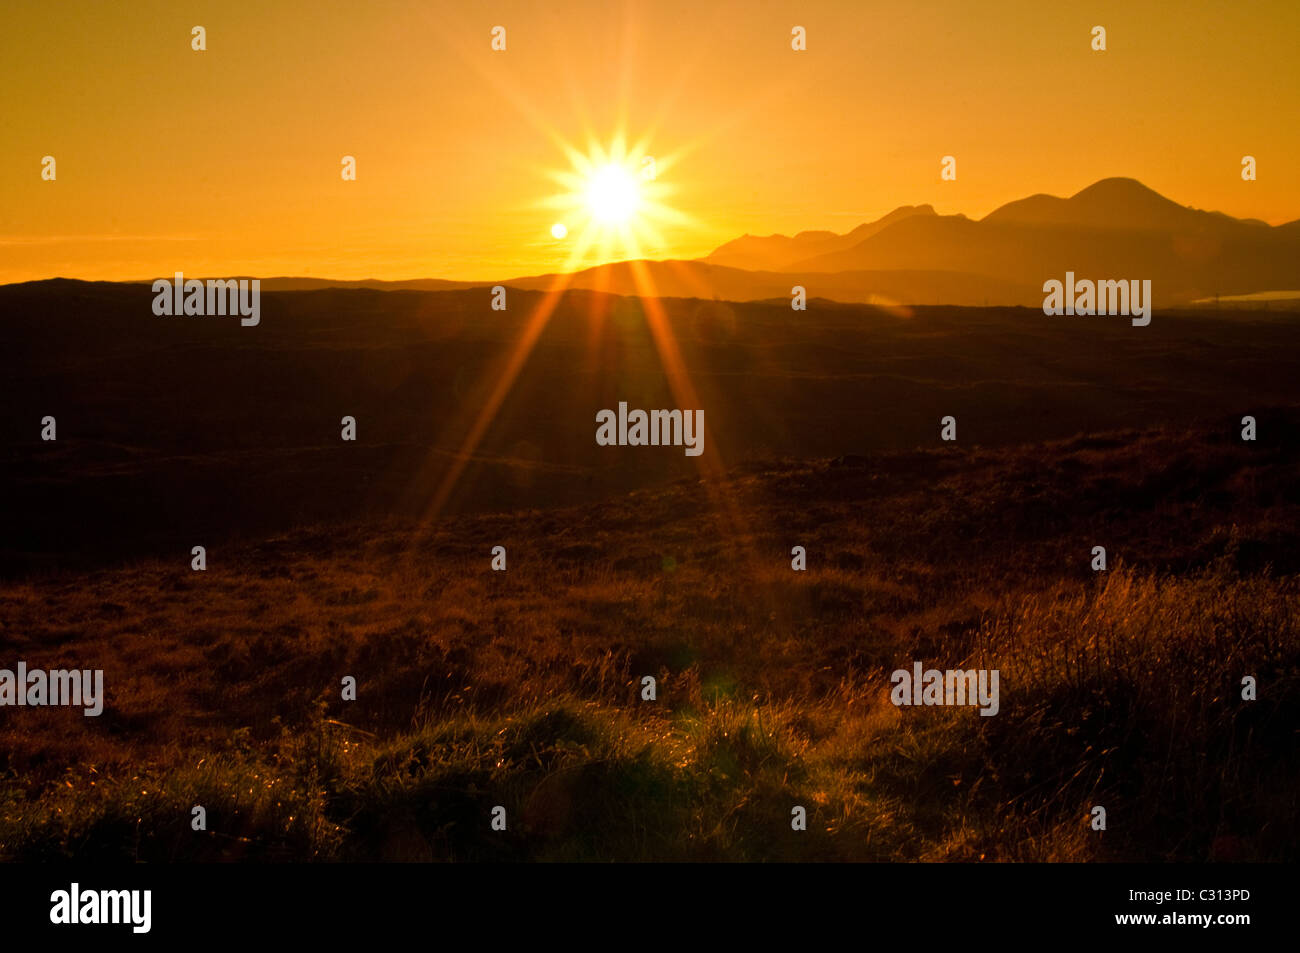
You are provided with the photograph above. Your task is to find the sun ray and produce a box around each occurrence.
[620,252,766,580]
[397,18,781,558]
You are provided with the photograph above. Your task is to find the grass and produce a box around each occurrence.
[1,418,1298,861]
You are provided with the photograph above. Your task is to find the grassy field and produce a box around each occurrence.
[2,415,1296,861]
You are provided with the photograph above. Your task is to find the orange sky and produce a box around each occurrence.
[3,0,1298,283]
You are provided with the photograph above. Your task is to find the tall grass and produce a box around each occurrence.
[4,565,1294,862]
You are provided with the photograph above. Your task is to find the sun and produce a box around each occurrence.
[584,163,642,224]
[539,133,692,266]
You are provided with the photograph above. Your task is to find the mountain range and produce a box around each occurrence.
[23,179,1300,308]
[694,177,1300,306]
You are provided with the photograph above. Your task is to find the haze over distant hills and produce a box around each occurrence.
[696,178,1300,306]
[285,179,1300,307]
[12,179,1300,308]
[511,178,1299,307]
[704,205,938,271]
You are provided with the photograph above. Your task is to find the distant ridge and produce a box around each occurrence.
[705,205,937,271]
[705,178,1300,305]
[5,180,1298,308]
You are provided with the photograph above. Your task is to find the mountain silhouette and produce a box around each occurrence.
[981,177,1195,229]
[705,205,937,271]
[697,178,1300,306]
[22,179,1296,309]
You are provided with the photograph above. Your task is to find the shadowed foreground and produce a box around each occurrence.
[2,415,1297,861]
[5,282,1300,575]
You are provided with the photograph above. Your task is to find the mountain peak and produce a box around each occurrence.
[982,178,1192,229]
[881,203,936,222]
[1070,176,1163,200]
[700,178,1294,299]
